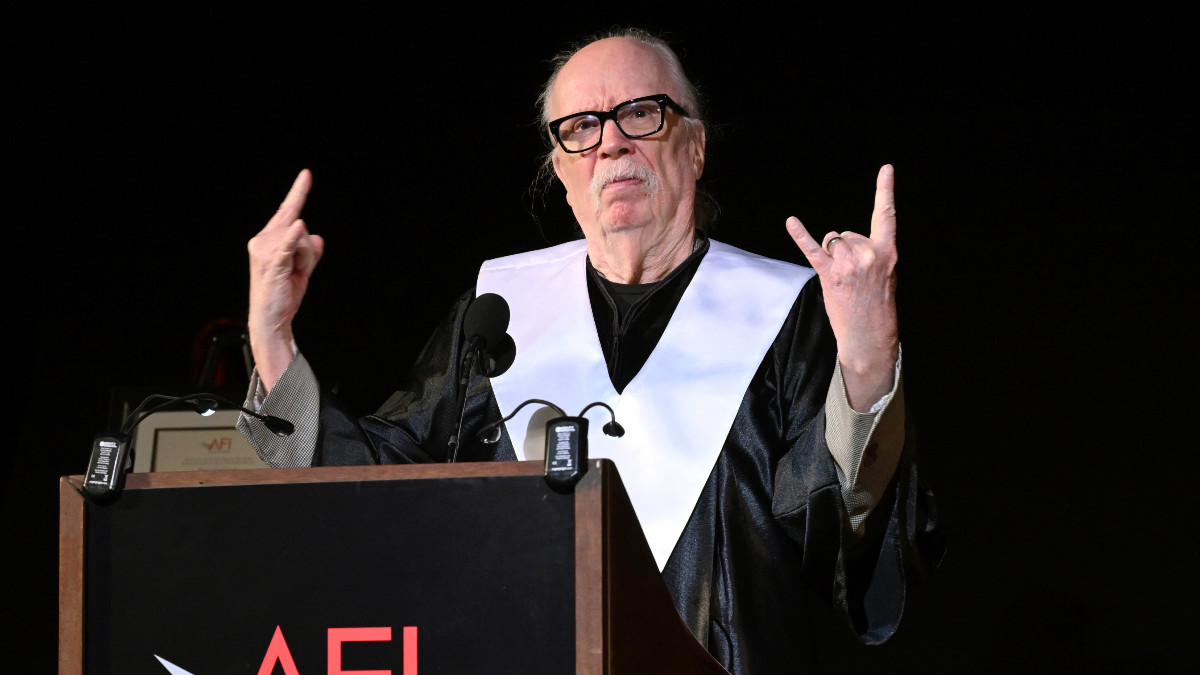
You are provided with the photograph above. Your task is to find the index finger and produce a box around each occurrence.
[870,164,896,244]
[267,169,313,230]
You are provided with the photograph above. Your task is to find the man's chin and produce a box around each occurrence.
[594,204,655,233]
[593,188,652,216]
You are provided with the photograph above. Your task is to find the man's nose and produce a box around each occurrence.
[597,118,633,158]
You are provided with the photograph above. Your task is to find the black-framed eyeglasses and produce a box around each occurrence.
[548,94,690,153]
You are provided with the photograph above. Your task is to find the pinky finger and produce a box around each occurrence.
[787,216,826,268]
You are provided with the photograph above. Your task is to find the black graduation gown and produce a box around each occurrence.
[314,246,943,674]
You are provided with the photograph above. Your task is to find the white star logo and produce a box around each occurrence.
[154,655,197,675]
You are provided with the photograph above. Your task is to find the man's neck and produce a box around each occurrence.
[587,226,695,284]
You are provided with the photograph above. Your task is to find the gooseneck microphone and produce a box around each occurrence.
[476,398,625,492]
[81,392,294,505]
[448,293,517,462]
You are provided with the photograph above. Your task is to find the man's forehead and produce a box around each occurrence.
[552,38,671,113]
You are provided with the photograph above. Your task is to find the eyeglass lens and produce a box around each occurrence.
[556,100,664,151]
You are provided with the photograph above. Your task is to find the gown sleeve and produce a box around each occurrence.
[243,288,517,467]
[771,283,944,645]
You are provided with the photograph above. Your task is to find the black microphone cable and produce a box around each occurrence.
[81,392,293,505]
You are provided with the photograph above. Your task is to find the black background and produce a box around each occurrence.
[7,9,1193,673]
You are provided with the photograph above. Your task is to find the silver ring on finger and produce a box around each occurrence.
[824,236,846,255]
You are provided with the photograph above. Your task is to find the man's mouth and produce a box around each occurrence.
[589,160,660,211]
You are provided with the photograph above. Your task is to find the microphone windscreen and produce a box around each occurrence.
[463,293,510,348]
[486,334,516,377]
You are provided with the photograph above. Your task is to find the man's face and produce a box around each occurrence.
[550,38,705,246]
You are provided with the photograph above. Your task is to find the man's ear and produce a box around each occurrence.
[691,122,707,179]
[552,150,565,184]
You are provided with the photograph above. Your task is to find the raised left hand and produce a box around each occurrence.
[786,164,900,411]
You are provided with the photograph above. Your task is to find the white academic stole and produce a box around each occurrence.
[478,239,814,569]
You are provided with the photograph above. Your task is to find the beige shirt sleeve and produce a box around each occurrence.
[824,348,905,536]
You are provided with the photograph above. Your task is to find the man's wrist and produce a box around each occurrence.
[250,335,299,392]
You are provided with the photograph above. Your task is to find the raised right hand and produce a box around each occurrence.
[247,169,325,391]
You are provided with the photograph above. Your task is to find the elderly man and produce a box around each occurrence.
[240,28,940,673]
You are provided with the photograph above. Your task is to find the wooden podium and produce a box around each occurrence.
[59,459,729,674]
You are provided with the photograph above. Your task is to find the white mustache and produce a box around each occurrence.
[589,159,660,212]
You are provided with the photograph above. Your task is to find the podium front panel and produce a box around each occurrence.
[82,471,574,674]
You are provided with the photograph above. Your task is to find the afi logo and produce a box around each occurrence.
[258,625,418,675]
[204,437,234,453]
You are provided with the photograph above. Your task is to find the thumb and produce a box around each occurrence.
[308,234,325,264]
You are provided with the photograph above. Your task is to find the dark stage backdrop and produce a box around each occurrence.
[9,10,1192,673]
